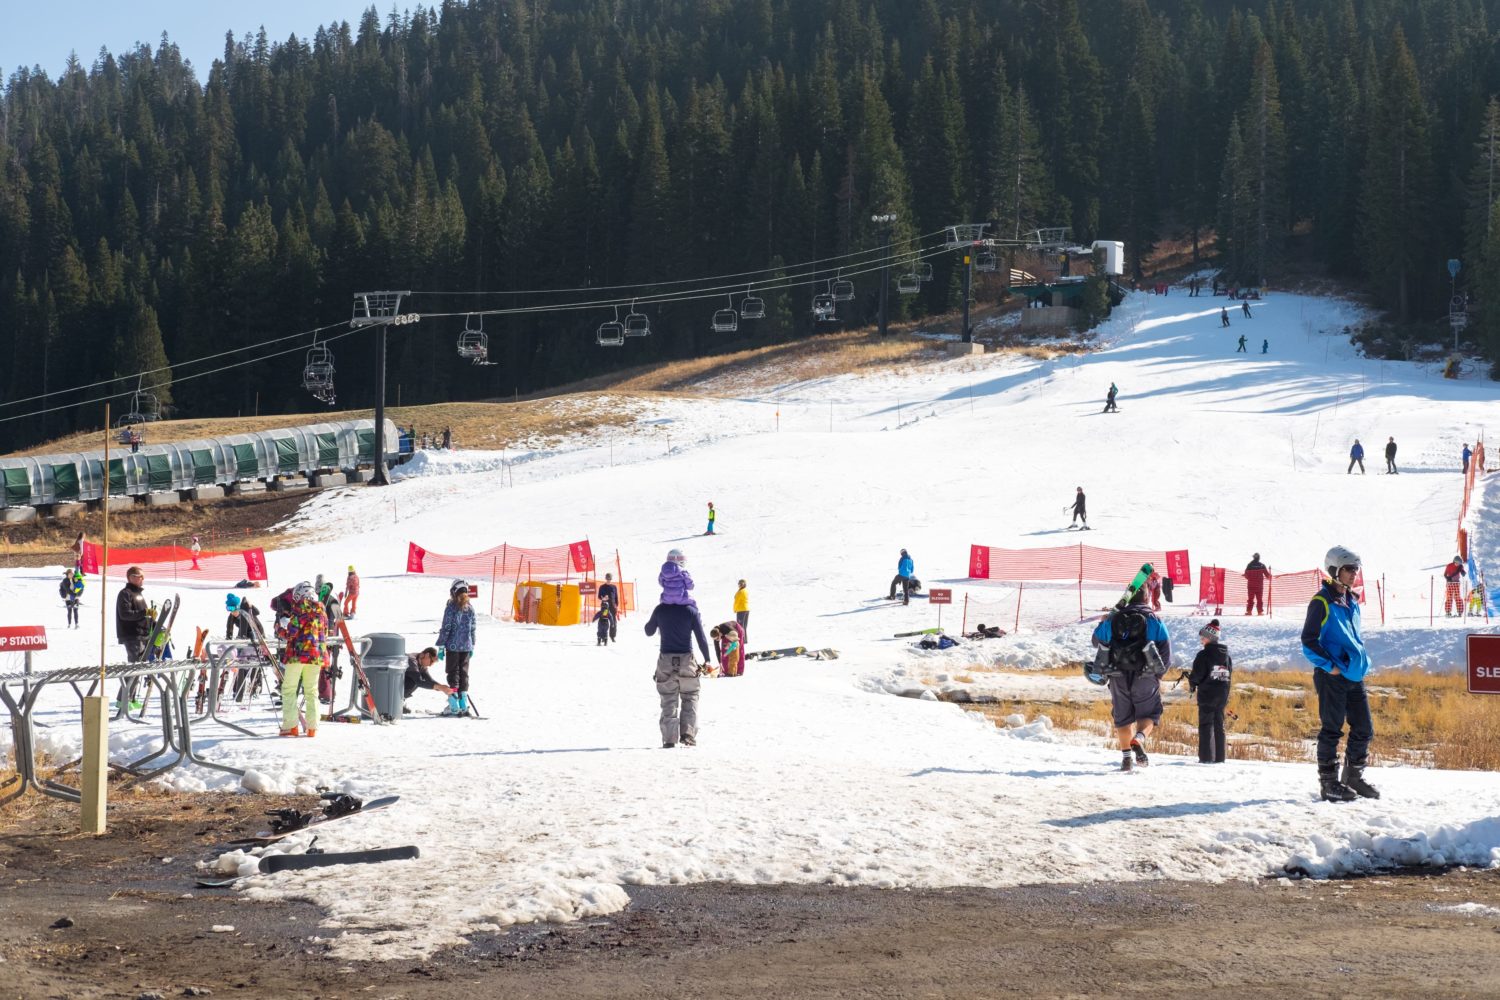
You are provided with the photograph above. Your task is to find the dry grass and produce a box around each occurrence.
[963,667,1500,770]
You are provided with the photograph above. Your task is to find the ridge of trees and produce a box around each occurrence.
[2,0,1499,451]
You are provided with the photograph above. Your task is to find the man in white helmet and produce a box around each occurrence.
[1300,546,1378,801]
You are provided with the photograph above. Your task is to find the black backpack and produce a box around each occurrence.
[1108,605,1154,673]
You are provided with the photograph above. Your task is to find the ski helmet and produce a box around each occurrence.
[292,581,317,602]
[666,548,685,565]
[225,594,241,612]
[450,578,470,596]
[1323,545,1361,579]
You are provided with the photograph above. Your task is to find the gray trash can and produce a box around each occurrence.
[360,632,406,722]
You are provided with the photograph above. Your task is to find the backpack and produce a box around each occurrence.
[1108,605,1161,674]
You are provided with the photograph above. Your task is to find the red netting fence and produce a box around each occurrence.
[406,539,594,579]
[79,541,268,583]
[968,543,1191,586]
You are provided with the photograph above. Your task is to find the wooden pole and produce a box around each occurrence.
[82,404,111,835]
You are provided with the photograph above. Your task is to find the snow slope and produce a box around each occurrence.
[4,287,1500,960]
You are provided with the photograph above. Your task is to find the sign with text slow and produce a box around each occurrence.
[1163,549,1192,586]
[0,625,47,651]
[928,589,953,605]
[1466,635,1500,694]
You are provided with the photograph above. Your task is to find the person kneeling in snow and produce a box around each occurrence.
[710,620,746,677]
[403,646,453,713]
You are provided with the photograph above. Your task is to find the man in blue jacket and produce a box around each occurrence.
[1347,439,1365,474]
[644,599,712,748]
[1301,545,1378,801]
[888,549,916,605]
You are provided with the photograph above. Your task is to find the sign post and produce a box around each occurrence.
[928,588,953,631]
[83,407,110,835]
[1466,634,1500,694]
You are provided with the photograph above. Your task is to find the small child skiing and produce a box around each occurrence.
[1188,619,1233,763]
[1261,338,1269,354]
[658,549,698,610]
[594,600,615,645]
[705,501,717,535]
[59,568,84,628]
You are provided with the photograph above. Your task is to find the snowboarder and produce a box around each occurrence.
[1261,339,1269,354]
[1462,443,1472,474]
[597,573,620,640]
[1384,437,1398,474]
[1347,439,1365,475]
[344,565,360,618]
[403,646,452,709]
[659,549,698,610]
[190,535,202,570]
[1302,545,1378,801]
[1220,306,1230,327]
[115,566,150,662]
[1243,553,1269,615]
[1443,555,1467,616]
[734,579,750,636]
[60,568,83,628]
[435,579,477,716]
[644,594,712,748]
[1241,299,1252,318]
[1089,583,1171,772]
[711,620,746,677]
[889,549,916,605]
[278,581,328,738]
[1102,383,1118,413]
[1069,487,1088,528]
[705,501,717,535]
[1235,334,1247,352]
[1188,619,1232,764]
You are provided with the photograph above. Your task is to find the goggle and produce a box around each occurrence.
[1336,564,1361,575]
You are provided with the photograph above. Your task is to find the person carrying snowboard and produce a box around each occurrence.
[705,501,717,535]
[1347,439,1365,474]
[1103,383,1118,413]
[1069,487,1087,528]
[1235,334,1247,352]
[1302,545,1378,801]
[1089,582,1171,772]
[60,568,83,628]
[1384,437,1398,474]
[1243,553,1269,615]
[1220,306,1231,328]
[889,549,916,605]
[1443,555,1467,616]
[436,579,477,716]
[1188,619,1233,763]
[278,581,328,738]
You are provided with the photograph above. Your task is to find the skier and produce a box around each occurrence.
[278,581,328,738]
[1089,582,1171,772]
[115,566,150,662]
[1188,619,1232,764]
[1069,487,1088,528]
[711,620,746,677]
[1462,443,1472,474]
[659,549,698,610]
[1384,437,1398,474]
[888,549,916,605]
[1301,545,1378,801]
[597,572,620,641]
[225,593,263,640]
[1220,306,1231,328]
[70,530,86,571]
[403,646,452,710]
[435,579,477,716]
[1261,339,1269,354]
[594,600,615,645]
[190,534,202,570]
[644,592,712,747]
[343,565,360,618]
[1241,299,1252,319]
[1243,553,1270,615]
[1102,383,1118,413]
[1235,334,1247,352]
[705,501,717,535]
[1347,439,1365,474]
[1443,555,1467,616]
[60,568,83,628]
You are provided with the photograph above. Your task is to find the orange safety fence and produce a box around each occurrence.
[1457,439,1487,560]
[79,540,268,583]
[1198,567,1365,617]
[406,539,594,579]
[968,543,1191,585]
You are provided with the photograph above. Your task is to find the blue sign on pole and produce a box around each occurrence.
[1448,259,1462,278]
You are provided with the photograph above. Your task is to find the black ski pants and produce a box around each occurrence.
[1348,457,1365,474]
[1313,669,1373,765]
[445,650,471,693]
[1197,702,1227,763]
[889,575,913,603]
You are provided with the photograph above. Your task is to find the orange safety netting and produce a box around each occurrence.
[968,543,1192,586]
[1198,567,1363,616]
[79,541,268,583]
[406,539,594,580]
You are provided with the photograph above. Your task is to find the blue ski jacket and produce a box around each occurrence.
[1350,442,1364,460]
[898,555,915,576]
[1301,583,1369,682]
[437,599,477,652]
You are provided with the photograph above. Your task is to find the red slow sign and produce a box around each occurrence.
[928,588,953,605]
[1466,634,1500,694]
[0,625,48,651]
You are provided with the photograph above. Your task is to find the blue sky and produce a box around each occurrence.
[4,1,377,79]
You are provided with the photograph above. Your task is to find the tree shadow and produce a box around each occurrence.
[1044,797,1282,827]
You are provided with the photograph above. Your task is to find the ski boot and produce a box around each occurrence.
[1341,759,1380,799]
[1130,734,1150,767]
[456,692,471,716]
[441,693,461,716]
[279,727,301,738]
[1318,760,1358,802]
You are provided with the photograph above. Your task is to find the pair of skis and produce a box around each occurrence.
[743,646,840,661]
[199,793,415,887]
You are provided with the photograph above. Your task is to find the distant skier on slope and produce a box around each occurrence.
[1069,487,1088,528]
[1236,334,1247,352]
[888,549,916,605]
[1384,437,1398,474]
[1347,439,1365,475]
[705,501,717,535]
[1102,382,1118,413]
[1220,306,1231,328]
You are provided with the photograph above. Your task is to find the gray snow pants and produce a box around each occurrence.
[655,652,701,745]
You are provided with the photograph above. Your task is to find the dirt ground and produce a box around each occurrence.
[2,789,1499,999]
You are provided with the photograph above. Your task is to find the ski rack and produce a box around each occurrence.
[328,629,382,724]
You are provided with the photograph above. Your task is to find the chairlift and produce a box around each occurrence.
[740,296,765,320]
[975,249,997,273]
[831,278,855,302]
[812,293,837,322]
[897,273,921,295]
[915,261,934,282]
[624,299,651,337]
[597,306,626,347]
[116,377,161,425]
[457,314,494,365]
[303,343,336,391]
[712,295,739,333]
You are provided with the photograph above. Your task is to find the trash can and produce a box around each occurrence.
[361,632,406,722]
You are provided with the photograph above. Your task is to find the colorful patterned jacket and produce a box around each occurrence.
[283,597,329,664]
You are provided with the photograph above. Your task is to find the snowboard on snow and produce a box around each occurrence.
[222,793,401,847]
[196,844,420,888]
[893,627,942,638]
[745,646,807,661]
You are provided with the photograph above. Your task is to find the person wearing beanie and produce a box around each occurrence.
[1188,619,1233,763]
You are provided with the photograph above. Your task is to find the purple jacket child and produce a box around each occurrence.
[658,549,698,610]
